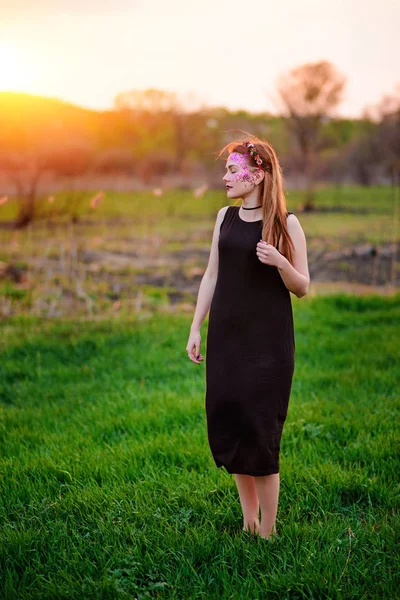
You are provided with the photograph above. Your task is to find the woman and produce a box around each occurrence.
[186,136,310,540]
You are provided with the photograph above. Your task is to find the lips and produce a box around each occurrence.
[226,185,232,189]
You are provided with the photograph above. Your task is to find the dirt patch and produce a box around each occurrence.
[1,234,399,319]
[309,243,399,287]
[12,241,400,292]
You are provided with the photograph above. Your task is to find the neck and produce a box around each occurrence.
[241,203,262,210]
[241,193,261,209]
[241,199,262,210]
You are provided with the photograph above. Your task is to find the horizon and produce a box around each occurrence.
[0,89,389,121]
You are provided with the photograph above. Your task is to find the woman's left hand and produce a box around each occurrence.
[256,240,284,268]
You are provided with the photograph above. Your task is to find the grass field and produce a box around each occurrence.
[1,185,399,320]
[1,292,399,599]
[0,185,398,245]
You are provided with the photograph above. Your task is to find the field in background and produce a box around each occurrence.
[0,185,399,320]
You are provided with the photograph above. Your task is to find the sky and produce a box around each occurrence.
[0,0,399,117]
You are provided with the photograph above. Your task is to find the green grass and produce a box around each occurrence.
[1,186,398,249]
[0,293,399,599]
[0,184,397,219]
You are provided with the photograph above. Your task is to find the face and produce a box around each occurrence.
[223,152,262,198]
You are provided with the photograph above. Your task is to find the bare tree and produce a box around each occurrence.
[0,139,94,228]
[0,147,50,228]
[275,60,346,209]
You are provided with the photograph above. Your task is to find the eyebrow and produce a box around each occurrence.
[225,163,238,169]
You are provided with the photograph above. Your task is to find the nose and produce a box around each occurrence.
[223,173,229,182]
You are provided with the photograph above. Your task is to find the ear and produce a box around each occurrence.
[255,169,265,185]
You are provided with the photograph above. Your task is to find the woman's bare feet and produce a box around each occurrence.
[235,474,260,536]
[259,523,279,540]
[242,518,260,534]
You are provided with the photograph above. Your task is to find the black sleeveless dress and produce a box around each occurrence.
[205,205,295,476]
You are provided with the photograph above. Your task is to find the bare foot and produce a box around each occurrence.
[242,519,260,535]
[259,530,279,541]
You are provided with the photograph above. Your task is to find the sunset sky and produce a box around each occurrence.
[1,0,399,117]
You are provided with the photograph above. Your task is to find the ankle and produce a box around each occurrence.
[259,522,277,538]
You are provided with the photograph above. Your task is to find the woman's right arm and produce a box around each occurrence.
[186,206,229,363]
[190,206,229,332]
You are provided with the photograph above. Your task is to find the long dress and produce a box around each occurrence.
[205,205,295,476]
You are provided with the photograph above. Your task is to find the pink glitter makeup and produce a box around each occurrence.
[228,153,256,185]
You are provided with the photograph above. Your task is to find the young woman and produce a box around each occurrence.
[186,136,310,540]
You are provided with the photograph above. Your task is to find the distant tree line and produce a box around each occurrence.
[0,60,399,227]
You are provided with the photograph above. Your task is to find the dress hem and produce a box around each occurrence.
[216,463,280,477]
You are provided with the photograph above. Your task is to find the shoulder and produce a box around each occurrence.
[286,212,306,239]
[211,206,231,231]
[286,212,301,227]
[216,205,231,222]
[218,205,231,217]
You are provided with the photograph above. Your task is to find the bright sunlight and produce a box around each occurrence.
[0,42,35,92]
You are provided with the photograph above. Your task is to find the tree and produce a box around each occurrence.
[114,88,209,174]
[374,84,400,185]
[345,84,400,186]
[0,139,94,228]
[275,60,346,209]
[0,146,51,228]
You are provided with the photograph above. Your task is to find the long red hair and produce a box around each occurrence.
[217,134,295,265]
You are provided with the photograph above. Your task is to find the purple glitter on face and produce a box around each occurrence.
[230,153,249,167]
[227,152,257,186]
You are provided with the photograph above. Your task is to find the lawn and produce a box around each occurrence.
[0,292,399,599]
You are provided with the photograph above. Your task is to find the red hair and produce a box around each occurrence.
[218,133,295,265]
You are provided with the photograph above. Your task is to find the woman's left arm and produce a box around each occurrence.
[277,215,310,297]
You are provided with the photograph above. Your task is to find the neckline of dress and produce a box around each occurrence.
[236,206,262,223]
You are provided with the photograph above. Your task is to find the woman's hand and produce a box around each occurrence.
[186,330,204,364]
[256,240,285,268]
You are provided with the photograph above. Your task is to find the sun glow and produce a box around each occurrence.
[0,42,36,92]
